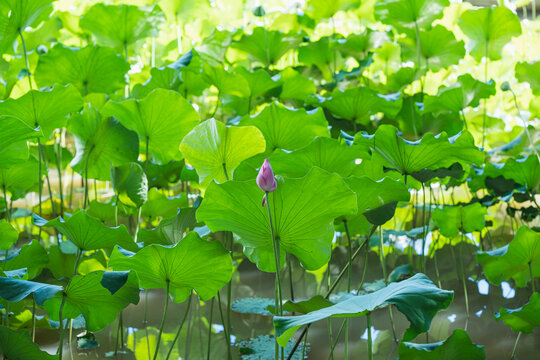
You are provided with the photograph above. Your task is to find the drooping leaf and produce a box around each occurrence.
[231,27,301,66]
[374,0,449,37]
[274,273,453,346]
[80,4,165,50]
[498,156,540,193]
[477,226,540,287]
[431,203,487,238]
[354,125,483,177]
[495,292,540,334]
[282,295,334,314]
[458,6,522,61]
[0,240,48,279]
[197,167,357,272]
[180,118,266,187]
[0,84,82,142]
[0,158,40,200]
[398,329,485,360]
[111,162,148,208]
[33,210,138,252]
[516,61,540,96]
[44,270,140,332]
[0,326,56,360]
[240,102,329,155]
[0,141,29,169]
[323,87,402,126]
[0,220,18,251]
[35,44,129,95]
[69,104,139,181]
[138,208,198,246]
[0,277,62,305]
[109,232,232,302]
[102,88,199,164]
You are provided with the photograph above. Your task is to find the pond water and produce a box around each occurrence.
[33,241,539,359]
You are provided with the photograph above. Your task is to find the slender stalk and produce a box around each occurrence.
[510,332,522,360]
[327,319,347,360]
[379,226,387,282]
[31,298,36,341]
[226,234,233,360]
[366,312,373,360]
[56,134,64,216]
[134,207,142,243]
[57,293,67,359]
[508,87,540,162]
[165,293,193,360]
[344,220,353,360]
[39,143,57,218]
[2,185,9,223]
[184,297,194,359]
[145,136,150,172]
[287,254,295,302]
[153,280,170,360]
[206,298,214,360]
[216,291,230,348]
[529,262,536,294]
[481,42,489,149]
[421,183,427,273]
[327,319,334,360]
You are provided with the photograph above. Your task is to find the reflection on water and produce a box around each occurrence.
[33,242,539,359]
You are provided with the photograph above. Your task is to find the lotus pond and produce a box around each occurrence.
[0,0,539,359]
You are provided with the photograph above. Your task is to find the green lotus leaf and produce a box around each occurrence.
[231,27,301,66]
[132,66,181,99]
[298,37,336,80]
[238,335,308,360]
[69,104,139,181]
[138,208,197,246]
[0,326,56,360]
[0,240,48,279]
[401,25,465,72]
[111,162,148,208]
[197,167,357,272]
[399,329,485,360]
[278,67,317,102]
[159,0,211,23]
[458,6,522,61]
[304,0,361,19]
[495,292,540,334]
[102,88,199,164]
[0,0,54,54]
[240,102,329,155]
[431,203,486,238]
[235,67,281,100]
[274,273,453,346]
[0,220,17,251]
[516,61,540,96]
[477,226,540,287]
[0,84,82,142]
[46,245,76,280]
[374,0,449,37]
[282,295,334,315]
[424,74,496,113]
[354,125,483,177]
[33,210,138,252]
[35,44,130,95]
[141,188,188,220]
[201,63,250,98]
[44,270,140,332]
[267,137,367,179]
[232,297,276,316]
[0,158,41,200]
[323,87,402,126]
[180,118,266,188]
[499,155,540,193]
[109,232,232,302]
[0,277,62,305]
[80,3,165,50]
[0,141,29,169]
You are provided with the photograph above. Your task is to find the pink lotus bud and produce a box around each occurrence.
[256,158,277,193]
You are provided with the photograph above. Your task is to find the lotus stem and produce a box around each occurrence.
[57,293,67,359]
[165,293,193,360]
[206,298,214,360]
[366,312,373,360]
[153,280,170,360]
[511,332,522,359]
[327,319,347,360]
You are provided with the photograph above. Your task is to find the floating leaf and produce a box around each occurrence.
[431,203,487,238]
[103,88,199,164]
[69,104,139,181]
[458,6,521,61]
[111,162,148,208]
[399,329,485,360]
[35,44,129,95]
[495,293,540,334]
[477,226,540,287]
[109,232,232,302]
[232,297,275,316]
[197,167,357,272]
[44,270,139,332]
[180,118,266,187]
[33,210,138,252]
[238,335,308,360]
[240,102,329,155]
[275,273,453,345]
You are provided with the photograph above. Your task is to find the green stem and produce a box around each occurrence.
[216,291,230,348]
[327,319,347,360]
[57,293,67,359]
[287,254,294,302]
[366,312,373,360]
[206,298,214,360]
[165,293,193,360]
[529,262,536,294]
[509,87,540,162]
[344,220,352,360]
[39,143,57,219]
[56,134,64,217]
[482,42,489,149]
[153,280,170,360]
[2,185,10,223]
[511,332,522,360]
[421,183,427,273]
[134,207,142,243]
[226,234,233,360]
[379,226,387,283]
[31,297,36,341]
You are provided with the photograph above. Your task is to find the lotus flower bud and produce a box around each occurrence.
[256,158,277,193]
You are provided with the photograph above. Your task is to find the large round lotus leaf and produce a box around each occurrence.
[102,88,199,164]
[33,210,138,252]
[399,329,485,360]
[0,240,48,279]
[458,6,522,61]
[197,167,357,272]
[44,270,140,332]
[0,277,62,305]
[35,44,129,95]
[431,203,487,238]
[477,226,540,287]
[109,231,232,302]
[495,292,540,334]
[274,273,453,346]
[180,118,266,188]
[111,162,148,208]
